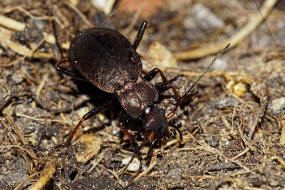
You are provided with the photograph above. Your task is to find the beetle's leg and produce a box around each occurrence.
[119,123,139,151]
[144,68,180,99]
[155,76,183,102]
[119,112,139,151]
[156,94,177,102]
[144,68,167,81]
[155,84,179,102]
[56,60,87,81]
[146,138,158,164]
[168,119,183,140]
[155,83,178,94]
[133,21,147,50]
[62,100,112,147]
[166,94,191,119]
[155,75,182,91]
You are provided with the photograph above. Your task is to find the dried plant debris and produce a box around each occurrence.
[0,0,285,189]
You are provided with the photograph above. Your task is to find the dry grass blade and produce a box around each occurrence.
[0,28,54,59]
[28,161,56,190]
[131,155,157,184]
[0,14,25,30]
[174,0,278,60]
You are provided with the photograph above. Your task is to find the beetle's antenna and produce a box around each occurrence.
[167,43,230,119]
[186,43,230,95]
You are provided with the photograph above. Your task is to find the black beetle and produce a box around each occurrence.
[55,21,222,158]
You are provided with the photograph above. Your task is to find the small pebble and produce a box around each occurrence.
[268,97,285,114]
[269,177,279,187]
[121,157,141,172]
[192,4,224,31]
[91,0,115,14]
[212,58,228,71]
[214,97,237,109]
[148,41,177,69]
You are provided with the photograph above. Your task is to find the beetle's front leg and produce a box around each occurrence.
[144,68,180,99]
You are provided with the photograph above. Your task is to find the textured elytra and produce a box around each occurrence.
[69,28,142,93]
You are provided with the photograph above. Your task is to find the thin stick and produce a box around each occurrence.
[65,2,93,27]
[252,0,278,47]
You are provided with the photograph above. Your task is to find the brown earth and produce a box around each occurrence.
[0,0,284,189]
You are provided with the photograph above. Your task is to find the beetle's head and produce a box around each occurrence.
[142,107,168,141]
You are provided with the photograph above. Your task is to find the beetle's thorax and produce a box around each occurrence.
[115,77,158,118]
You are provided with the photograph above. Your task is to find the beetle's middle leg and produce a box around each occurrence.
[59,100,112,148]
[119,113,139,151]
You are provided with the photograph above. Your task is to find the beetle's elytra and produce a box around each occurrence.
[69,28,142,93]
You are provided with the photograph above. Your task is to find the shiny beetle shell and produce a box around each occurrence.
[69,28,142,93]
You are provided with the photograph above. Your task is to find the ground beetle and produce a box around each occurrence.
[55,21,222,159]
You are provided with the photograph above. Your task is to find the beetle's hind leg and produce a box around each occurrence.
[54,100,113,149]
[56,60,87,81]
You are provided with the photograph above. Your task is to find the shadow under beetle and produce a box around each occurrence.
[55,21,218,159]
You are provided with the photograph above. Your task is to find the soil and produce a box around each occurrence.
[0,0,285,189]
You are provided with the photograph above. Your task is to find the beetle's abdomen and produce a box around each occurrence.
[69,28,142,93]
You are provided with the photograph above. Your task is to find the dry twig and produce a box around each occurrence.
[280,115,285,145]
[248,82,268,139]
[131,155,157,184]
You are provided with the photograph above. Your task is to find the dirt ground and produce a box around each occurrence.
[0,0,285,189]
